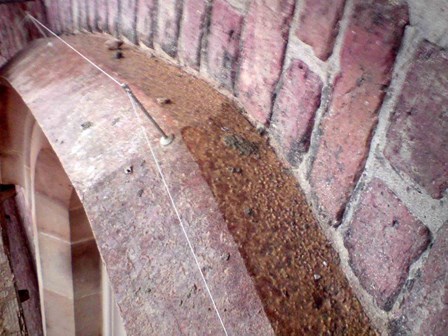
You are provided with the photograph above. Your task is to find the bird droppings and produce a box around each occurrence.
[156,97,172,105]
[81,121,93,130]
[114,51,124,59]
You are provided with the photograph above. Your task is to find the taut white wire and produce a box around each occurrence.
[26,13,123,87]
[26,13,229,336]
[126,94,229,336]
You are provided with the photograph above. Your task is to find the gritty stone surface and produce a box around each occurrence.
[155,0,183,57]
[236,0,296,124]
[178,0,207,69]
[296,0,346,61]
[344,179,431,311]
[310,0,408,225]
[384,41,448,199]
[389,222,448,336]
[207,0,244,90]
[183,114,376,335]
[271,59,322,165]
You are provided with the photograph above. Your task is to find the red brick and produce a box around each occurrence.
[207,0,244,90]
[85,0,96,31]
[136,0,156,47]
[310,0,408,224]
[384,41,448,199]
[74,0,90,31]
[121,0,138,42]
[0,5,27,57]
[389,222,448,335]
[23,0,47,40]
[296,0,346,61]
[108,0,120,35]
[45,0,62,33]
[236,0,296,124]
[155,0,182,57]
[344,179,430,311]
[270,60,322,164]
[58,0,73,33]
[96,0,108,32]
[178,0,207,69]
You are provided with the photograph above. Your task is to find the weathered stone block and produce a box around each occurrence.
[271,60,322,165]
[384,41,448,199]
[344,179,430,310]
[178,0,207,69]
[296,0,346,61]
[207,0,244,90]
[389,222,448,336]
[310,0,408,224]
[236,0,296,124]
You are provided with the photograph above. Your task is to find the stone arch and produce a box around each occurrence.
[0,83,125,335]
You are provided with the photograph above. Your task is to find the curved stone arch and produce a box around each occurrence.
[0,82,104,335]
[0,41,273,335]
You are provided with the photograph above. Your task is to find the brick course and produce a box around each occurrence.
[389,222,448,335]
[155,0,183,57]
[310,0,408,224]
[296,0,346,61]
[344,179,430,310]
[1,1,447,334]
[236,0,296,124]
[271,60,322,165]
[207,0,244,90]
[178,0,208,69]
[384,41,448,199]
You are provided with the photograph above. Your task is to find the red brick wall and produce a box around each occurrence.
[1,0,447,334]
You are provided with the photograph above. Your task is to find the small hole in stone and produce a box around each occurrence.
[125,166,133,174]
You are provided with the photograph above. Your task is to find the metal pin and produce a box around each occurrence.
[121,83,174,146]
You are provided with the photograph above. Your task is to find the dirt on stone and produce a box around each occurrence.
[64,34,377,336]
[182,107,376,336]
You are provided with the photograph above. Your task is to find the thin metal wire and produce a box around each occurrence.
[126,93,229,336]
[25,13,229,336]
[26,13,123,87]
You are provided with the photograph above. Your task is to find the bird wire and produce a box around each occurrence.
[25,13,230,336]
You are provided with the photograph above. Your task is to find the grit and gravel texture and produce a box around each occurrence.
[48,34,375,335]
